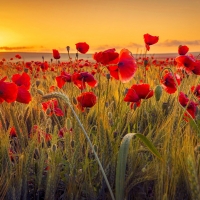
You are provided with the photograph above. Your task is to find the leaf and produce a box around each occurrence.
[115,133,162,200]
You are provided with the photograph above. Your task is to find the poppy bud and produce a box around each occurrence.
[37,89,44,96]
[52,144,57,152]
[71,140,75,148]
[142,167,146,172]
[113,131,118,138]
[155,85,162,101]
[76,53,78,59]
[133,103,137,111]
[162,102,169,115]
[144,59,148,67]
[36,80,40,87]
[73,97,77,105]
[18,115,23,121]
[46,108,51,115]
[124,88,129,95]
[40,111,45,120]
[108,112,112,119]
[24,68,29,73]
[106,74,110,80]
[66,46,70,52]
[66,118,72,130]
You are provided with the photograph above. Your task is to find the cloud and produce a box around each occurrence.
[94,42,143,51]
[0,46,35,50]
[127,42,143,49]
[94,44,117,51]
[158,40,200,47]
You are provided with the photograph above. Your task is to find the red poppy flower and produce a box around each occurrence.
[107,49,137,83]
[192,60,200,75]
[52,49,60,59]
[124,88,140,103]
[42,99,64,116]
[72,72,98,90]
[41,62,49,72]
[0,77,18,103]
[93,48,119,65]
[179,92,189,107]
[186,101,198,119]
[25,62,32,71]
[15,54,21,59]
[56,71,72,88]
[160,72,181,94]
[10,127,17,137]
[75,42,89,54]
[131,84,154,99]
[124,83,154,107]
[191,85,200,99]
[16,85,31,104]
[179,92,198,119]
[76,92,97,111]
[144,33,159,51]
[12,72,30,90]
[178,45,189,55]
[175,55,195,73]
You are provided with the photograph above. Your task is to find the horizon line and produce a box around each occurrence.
[0,51,200,55]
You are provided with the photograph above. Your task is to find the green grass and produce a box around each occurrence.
[0,58,200,200]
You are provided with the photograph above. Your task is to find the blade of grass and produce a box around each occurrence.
[115,133,162,200]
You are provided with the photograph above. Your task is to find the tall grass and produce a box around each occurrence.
[0,57,200,200]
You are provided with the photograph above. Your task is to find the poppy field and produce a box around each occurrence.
[1,34,200,200]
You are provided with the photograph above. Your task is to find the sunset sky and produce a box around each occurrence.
[1,0,200,54]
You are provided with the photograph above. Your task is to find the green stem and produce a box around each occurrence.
[10,105,25,150]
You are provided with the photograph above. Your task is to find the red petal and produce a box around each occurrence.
[56,76,66,88]
[118,49,137,83]
[16,86,31,104]
[131,84,154,99]
[124,89,140,102]
[0,81,18,103]
[76,42,89,54]
[178,45,189,55]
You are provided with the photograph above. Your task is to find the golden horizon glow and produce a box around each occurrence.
[1,0,200,54]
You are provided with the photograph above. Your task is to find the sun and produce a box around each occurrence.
[0,29,23,51]
[0,31,12,50]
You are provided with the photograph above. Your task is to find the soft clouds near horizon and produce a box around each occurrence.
[158,40,200,47]
[0,46,35,51]
[0,40,199,54]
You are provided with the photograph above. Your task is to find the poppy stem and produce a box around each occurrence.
[42,92,115,200]
[0,109,7,130]
[144,49,148,83]
[10,105,25,151]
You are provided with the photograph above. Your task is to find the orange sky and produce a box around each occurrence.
[1,0,200,53]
